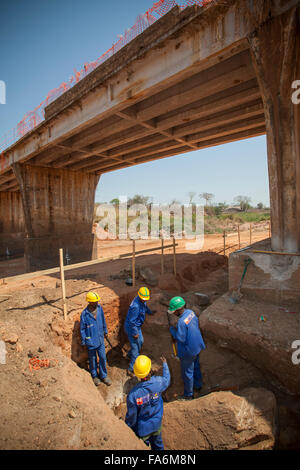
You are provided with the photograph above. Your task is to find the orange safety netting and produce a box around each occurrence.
[0,0,215,157]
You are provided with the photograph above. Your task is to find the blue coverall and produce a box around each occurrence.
[170,309,206,397]
[124,296,153,372]
[125,362,171,450]
[80,304,108,380]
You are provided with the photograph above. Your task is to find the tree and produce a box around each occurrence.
[214,202,228,216]
[257,202,264,210]
[234,195,252,212]
[199,192,214,206]
[110,198,120,205]
[127,194,151,206]
[187,191,196,204]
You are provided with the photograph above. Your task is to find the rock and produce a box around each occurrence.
[68,410,76,419]
[139,267,158,287]
[4,333,19,344]
[53,395,62,402]
[182,292,210,309]
[163,387,276,450]
[16,343,23,353]
[194,292,211,306]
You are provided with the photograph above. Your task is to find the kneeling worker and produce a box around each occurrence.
[125,355,170,450]
[124,287,154,377]
[80,292,112,386]
[168,296,205,400]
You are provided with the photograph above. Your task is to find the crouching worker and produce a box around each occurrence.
[125,287,154,377]
[80,292,112,387]
[168,296,205,400]
[125,355,170,451]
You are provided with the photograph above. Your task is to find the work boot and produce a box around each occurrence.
[127,369,135,378]
[93,377,101,386]
[102,377,112,386]
[177,395,194,401]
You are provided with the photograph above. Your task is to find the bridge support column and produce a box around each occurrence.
[248,7,300,253]
[13,164,100,272]
[0,191,25,260]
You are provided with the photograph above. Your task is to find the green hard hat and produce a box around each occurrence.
[168,296,186,313]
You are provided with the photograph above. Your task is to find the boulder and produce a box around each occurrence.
[139,267,158,287]
[183,292,210,308]
[163,387,276,450]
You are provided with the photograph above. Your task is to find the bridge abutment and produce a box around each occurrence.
[0,191,25,260]
[248,6,300,253]
[228,7,300,306]
[13,164,100,272]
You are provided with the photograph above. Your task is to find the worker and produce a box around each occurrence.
[168,296,205,400]
[124,287,154,377]
[80,291,112,387]
[125,355,170,450]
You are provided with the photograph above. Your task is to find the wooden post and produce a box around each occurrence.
[223,230,226,255]
[59,248,67,321]
[269,221,271,238]
[161,238,164,275]
[132,239,136,288]
[250,223,252,245]
[238,225,241,249]
[172,236,177,276]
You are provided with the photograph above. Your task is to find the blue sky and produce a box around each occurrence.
[0,0,270,207]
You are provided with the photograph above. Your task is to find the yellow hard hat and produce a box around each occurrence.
[86,292,101,303]
[133,355,152,379]
[138,286,150,301]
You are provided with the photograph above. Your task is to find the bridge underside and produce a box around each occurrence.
[1,49,265,191]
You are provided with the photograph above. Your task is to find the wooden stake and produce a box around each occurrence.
[223,230,226,255]
[269,221,271,238]
[250,223,252,245]
[238,225,241,250]
[59,248,67,321]
[161,238,164,275]
[132,240,136,288]
[172,236,177,276]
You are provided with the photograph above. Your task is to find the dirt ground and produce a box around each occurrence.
[1,226,299,450]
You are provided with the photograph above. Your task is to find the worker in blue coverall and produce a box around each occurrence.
[125,355,170,450]
[124,287,154,377]
[168,296,205,400]
[80,291,112,387]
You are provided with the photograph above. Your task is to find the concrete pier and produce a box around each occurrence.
[0,191,25,260]
[13,164,99,271]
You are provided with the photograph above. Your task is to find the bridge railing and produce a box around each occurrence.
[0,0,214,155]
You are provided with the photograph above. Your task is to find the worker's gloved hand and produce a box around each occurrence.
[133,334,139,340]
[160,355,167,364]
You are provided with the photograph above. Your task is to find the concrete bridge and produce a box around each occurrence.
[0,0,299,279]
